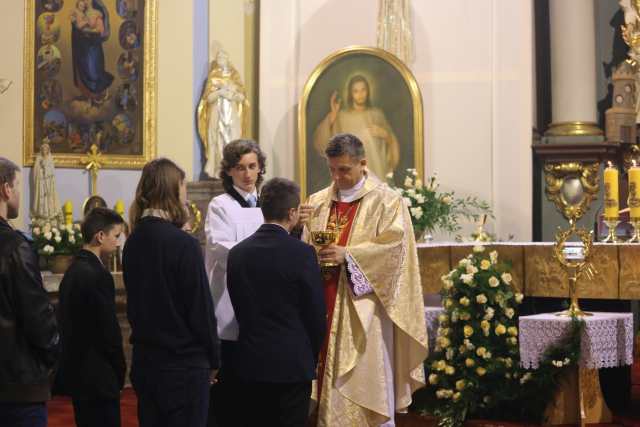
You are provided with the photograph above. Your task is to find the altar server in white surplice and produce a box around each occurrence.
[204,139,265,427]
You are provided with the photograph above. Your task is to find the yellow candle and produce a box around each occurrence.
[62,200,73,225]
[114,199,125,218]
[604,163,619,219]
[629,161,640,218]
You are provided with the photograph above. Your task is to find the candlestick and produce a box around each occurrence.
[62,200,73,226]
[604,162,619,220]
[114,199,125,218]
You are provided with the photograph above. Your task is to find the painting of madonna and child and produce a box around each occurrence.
[300,46,423,196]
[30,0,147,165]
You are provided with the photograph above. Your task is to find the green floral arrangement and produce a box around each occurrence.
[390,169,492,238]
[31,222,84,256]
[412,246,584,426]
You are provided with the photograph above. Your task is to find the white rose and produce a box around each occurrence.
[44,232,53,240]
[406,188,416,197]
[515,292,524,304]
[441,195,452,205]
[59,224,66,232]
[44,245,54,254]
[73,223,81,230]
[466,264,478,275]
[54,235,62,243]
[410,207,423,220]
[404,176,413,188]
[415,194,425,204]
[505,308,515,319]
[488,276,500,287]
[415,179,423,188]
[489,250,498,264]
[442,279,453,290]
[484,307,495,320]
[52,228,60,235]
[501,272,513,284]
[461,273,474,285]
[458,258,470,268]
[32,227,41,236]
[473,245,485,253]
[410,168,418,176]
[476,294,488,304]
[69,236,76,244]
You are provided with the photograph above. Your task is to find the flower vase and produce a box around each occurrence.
[48,254,74,274]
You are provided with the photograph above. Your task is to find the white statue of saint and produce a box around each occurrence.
[32,143,63,226]
[197,50,249,178]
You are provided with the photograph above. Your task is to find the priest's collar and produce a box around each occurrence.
[331,173,380,202]
[338,175,366,202]
[233,185,258,202]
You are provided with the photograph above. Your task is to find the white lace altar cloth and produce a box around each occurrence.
[519,312,633,370]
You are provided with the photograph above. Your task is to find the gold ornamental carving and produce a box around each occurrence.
[545,121,603,137]
[544,162,600,222]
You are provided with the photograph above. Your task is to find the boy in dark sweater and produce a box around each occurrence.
[57,207,126,427]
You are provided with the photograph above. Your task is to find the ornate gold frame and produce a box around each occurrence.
[298,46,424,197]
[544,162,600,222]
[23,0,157,169]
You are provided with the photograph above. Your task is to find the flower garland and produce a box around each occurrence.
[412,246,584,426]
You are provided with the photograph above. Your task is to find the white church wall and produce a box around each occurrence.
[259,0,533,241]
[0,1,208,230]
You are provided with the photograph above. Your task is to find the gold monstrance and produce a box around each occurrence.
[553,224,595,317]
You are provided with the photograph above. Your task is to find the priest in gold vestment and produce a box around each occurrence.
[304,133,428,426]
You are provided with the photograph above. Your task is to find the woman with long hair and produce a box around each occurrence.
[123,158,219,427]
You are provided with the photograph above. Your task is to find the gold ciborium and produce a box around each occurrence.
[553,223,595,317]
[310,230,338,268]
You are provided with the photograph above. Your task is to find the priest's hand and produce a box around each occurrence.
[318,244,346,265]
[297,204,314,227]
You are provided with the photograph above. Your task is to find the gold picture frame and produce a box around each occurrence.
[23,0,157,169]
[298,46,424,197]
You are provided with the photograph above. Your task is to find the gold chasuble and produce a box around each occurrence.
[305,175,428,426]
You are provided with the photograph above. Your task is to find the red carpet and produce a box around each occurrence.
[48,356,640,427]
[48,388,138,427]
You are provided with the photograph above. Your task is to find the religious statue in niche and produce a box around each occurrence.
[32,143,63,227]
[197,50,249,178]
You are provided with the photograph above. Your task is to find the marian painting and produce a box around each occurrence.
[24,0,157,169]
[298,46,424,197]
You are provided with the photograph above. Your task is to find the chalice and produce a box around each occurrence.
[310,230,339,268]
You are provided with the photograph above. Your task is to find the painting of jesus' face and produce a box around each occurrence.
[299,46,424,197]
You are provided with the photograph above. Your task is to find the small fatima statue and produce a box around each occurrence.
[197,49,249,178]
[32,142,63,227]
